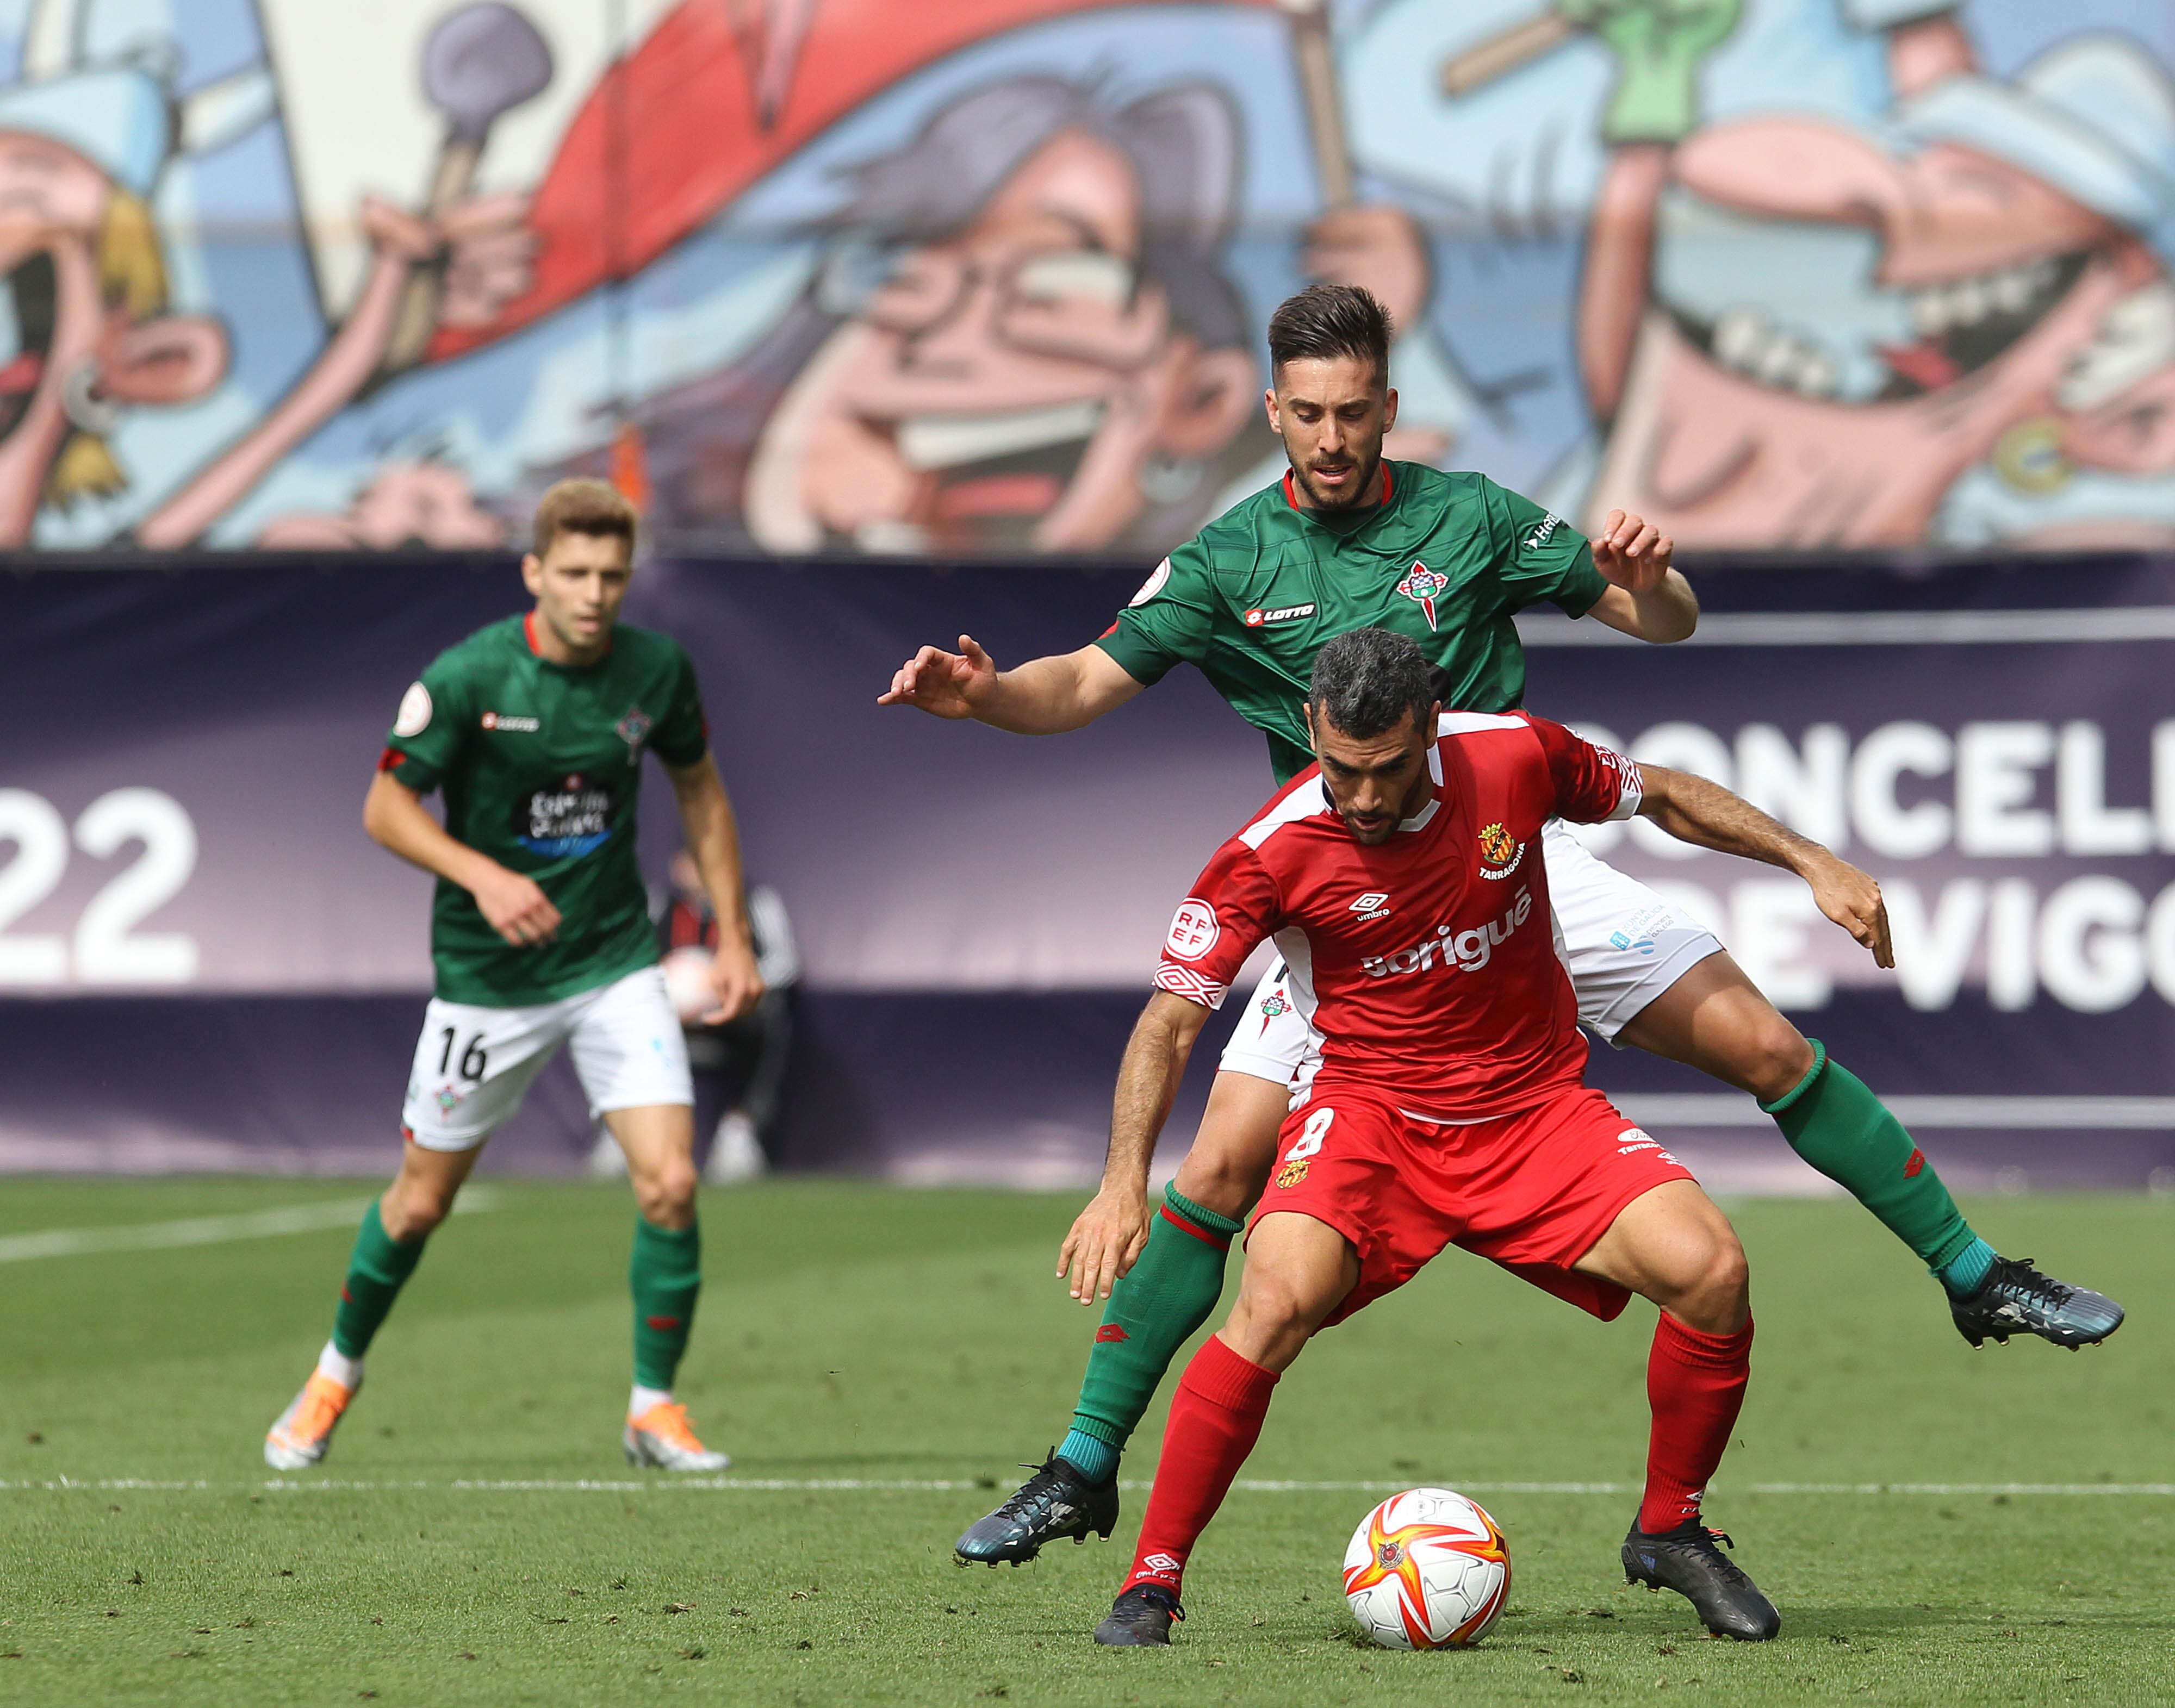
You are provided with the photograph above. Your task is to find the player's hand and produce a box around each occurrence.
[876,635,998,719]
[702,938,766,1025]
[1806,854,1894,970]
[1590,509,1674,593]
[1057,1183,1153,1305]
[470,865,562,949]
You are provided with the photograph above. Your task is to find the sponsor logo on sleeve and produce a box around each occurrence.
[1523,512,1564,551]
[1163,898,1220,960]
[393,681,432,737]
[1242,602,1316,627]
[1128,558,1173,607]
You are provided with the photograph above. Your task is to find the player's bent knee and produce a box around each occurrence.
[1731,1008,1816,1105]
[633,1161,699,1225]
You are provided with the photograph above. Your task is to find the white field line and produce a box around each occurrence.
[0,1189,498,1264]
[1617,1093,2175,1130]
[3,1476,2168,1497]
[1516,608,2175,647]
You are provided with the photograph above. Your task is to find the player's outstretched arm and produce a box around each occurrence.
[1584,508,1700,643]
[1058,990,1211,1305]
[1633,764,1894,968]
[877,636,1144,734]
[666,755,766,1024]
[362,771,562,947]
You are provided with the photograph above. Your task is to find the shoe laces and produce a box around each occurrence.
[1683,1525,1754,1587]
[1984,1256,2073,1308]
[994,1454,1079,1520]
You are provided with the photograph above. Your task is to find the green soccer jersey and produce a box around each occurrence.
[381,613,709,1007]
[1097,463,1607,781]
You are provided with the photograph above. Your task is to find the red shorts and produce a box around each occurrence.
[1248,1080,1695,1325]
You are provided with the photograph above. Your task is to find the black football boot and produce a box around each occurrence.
[1092,1584,1183,1646]
[1949,1256,2124,1350]
[954,1452,1119,1566]
[1622,1519,1781,1641]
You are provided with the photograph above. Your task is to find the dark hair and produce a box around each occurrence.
[533,477,637,558]
[1308,627,1433,741]
[1267,284,1393,383]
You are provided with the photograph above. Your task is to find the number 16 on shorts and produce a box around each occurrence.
[1276,1106,1335,1189]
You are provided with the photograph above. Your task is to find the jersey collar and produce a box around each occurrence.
[1281,460,1394,513]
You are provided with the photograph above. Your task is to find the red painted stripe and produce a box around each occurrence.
[1159,1205,1231,1249]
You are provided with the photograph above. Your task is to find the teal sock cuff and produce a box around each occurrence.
[1164,1185,1245,1238]
[1067,1414,1127,1449]
[1932,1232,1992,1289]
[1757,1038,1829,1115]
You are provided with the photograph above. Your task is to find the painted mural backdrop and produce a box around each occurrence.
[3,0,2173,554]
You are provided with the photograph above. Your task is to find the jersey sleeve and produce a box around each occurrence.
[1093,543,1216,685]
[1484,476,1607,618]
[378,652,473,793]
[1151,838,1282,1009]
[649,643,710,768]
[1526,714,1643,824]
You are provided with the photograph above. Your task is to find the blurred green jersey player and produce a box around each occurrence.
[266,479,768,1475]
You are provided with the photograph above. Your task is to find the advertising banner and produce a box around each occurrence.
[2,553,2172,1183]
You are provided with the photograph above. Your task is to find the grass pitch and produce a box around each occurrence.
[0,1177,2167,1706]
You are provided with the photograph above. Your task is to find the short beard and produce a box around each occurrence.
[1290,445,1382,512]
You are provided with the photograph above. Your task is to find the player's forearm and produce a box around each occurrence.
[1634,764,1825,876]
[672,761,754,945]
[1101,996,1206,1193]
[1621,569,1700,643]
[363,774,504,894]
[974,653,1106,734]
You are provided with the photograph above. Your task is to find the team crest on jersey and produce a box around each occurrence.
[1397,563,1449,628]
[614,705,653,755]
[1274,1157,1310,1189]
[1477,821,1525,878]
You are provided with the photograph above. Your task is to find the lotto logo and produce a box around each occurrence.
[1243,602,1316,627]
[1164,899,1220,961]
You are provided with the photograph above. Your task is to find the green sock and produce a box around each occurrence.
[331,1200,428,1361]
[1761,1042,1979,1277]
[630,1217,702,1391]
[1069,1185,1243,1455]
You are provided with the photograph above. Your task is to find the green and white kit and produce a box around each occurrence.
[381,613,709,1146]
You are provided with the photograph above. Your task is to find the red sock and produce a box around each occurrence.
[1638,1313,1753,1535]
[1121,1335,1279,1597]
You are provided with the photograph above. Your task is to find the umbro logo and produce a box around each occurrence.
[1141,1553,1183,1574]
[1349,891,1391,922]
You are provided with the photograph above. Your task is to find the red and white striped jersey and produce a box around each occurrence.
[1154,711,1642,1118]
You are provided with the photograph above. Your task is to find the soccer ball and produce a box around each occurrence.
[1342,1487,1511,1649]
[661,946,715,1024]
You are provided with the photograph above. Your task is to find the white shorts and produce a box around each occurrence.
[1217,820,1724,1093]
[401,964,694,1151]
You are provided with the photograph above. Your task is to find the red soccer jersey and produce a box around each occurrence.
[1154,712,1643,1118]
